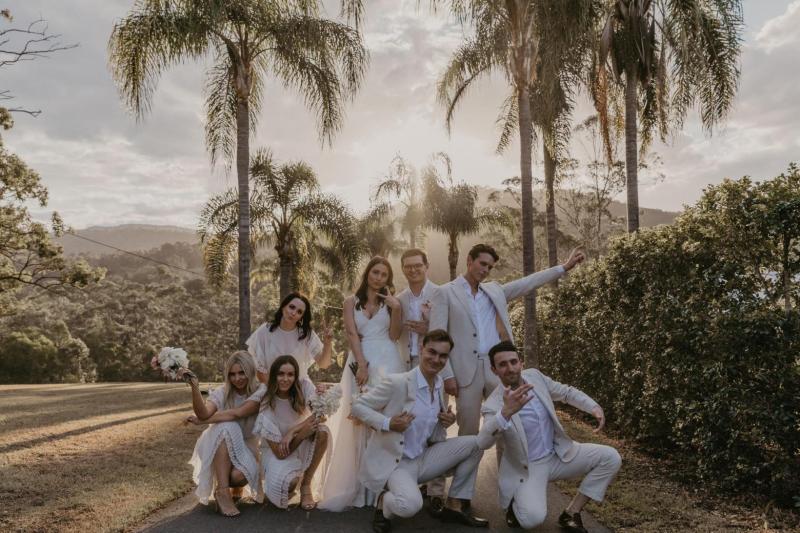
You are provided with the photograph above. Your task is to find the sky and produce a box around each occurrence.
[4,0,799,229]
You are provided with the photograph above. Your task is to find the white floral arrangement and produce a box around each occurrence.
[150,346,190,381]
[309,384,342,418]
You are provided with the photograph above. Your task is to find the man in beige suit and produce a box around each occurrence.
[477,341,621,532]
[429,243,585,436]
[395,248,450,512]
[352,330,488,532]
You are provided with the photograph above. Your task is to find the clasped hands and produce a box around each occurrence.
[276,415,325,459]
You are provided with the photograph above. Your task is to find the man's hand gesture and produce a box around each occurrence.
[500,383,535,421]
[562,247,586,272]
[389,411,415,432]
[437,405,456,428]
[591,405,606,433]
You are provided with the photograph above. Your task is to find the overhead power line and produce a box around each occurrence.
[63,232,205,278]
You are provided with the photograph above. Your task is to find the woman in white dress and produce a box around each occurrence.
[247,292,333,384]
[184,351,266,517]
[319,256,407,511]
[255,355,331,510]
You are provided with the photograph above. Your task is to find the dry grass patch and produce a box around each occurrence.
[556,409,800,533]
[0,383,210,533]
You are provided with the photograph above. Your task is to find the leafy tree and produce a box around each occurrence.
[109,0,368,346]
[595,0,743,232]
[356,202,403,258]
[199,149,362,301]
[435,0,596,365]
[422,153,511,280]
[373,155,425,248]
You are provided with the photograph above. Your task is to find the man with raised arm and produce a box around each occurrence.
[478,341,621,532]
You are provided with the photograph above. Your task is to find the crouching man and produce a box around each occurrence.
[477,341,621,532]
[352,329,488,532]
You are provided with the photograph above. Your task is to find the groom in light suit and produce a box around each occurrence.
[478,341,621,532]
[352,330,488,532]
[429,243,585,437]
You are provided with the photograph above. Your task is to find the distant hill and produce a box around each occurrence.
[58,224,198,256]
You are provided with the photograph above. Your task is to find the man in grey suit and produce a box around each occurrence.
[429,243,585,437]
[352,330,488,532]
[478,341,620,532]
[395,248,450,512]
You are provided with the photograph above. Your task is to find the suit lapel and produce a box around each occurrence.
[511,413,529,458]
[404,370,416,412]
[526,371,564,433]
[484,284,511,338]
[449,281,478,330]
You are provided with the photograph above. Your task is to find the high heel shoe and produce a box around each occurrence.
[213,487,241,517]
[299,484,317,510]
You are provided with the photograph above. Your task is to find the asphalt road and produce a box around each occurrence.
[142,445,611,533]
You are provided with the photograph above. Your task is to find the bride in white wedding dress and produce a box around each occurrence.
[319,256,408,511]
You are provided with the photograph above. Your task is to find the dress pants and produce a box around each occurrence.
[382,436,483,519]
[455,355,500,436]
[512,443,622,529]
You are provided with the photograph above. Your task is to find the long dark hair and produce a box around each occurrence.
[354,256,395,313]
[265,355,306,414]
[269,292,312,341]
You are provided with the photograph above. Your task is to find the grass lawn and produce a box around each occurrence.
[0,383,206,532]
[556,410,800,533]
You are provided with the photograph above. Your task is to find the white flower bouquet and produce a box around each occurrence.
[150,346,191,381]
[309,384,342,418]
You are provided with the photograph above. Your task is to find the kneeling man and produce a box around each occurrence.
[352,329,488,532]
[478,341,621,532]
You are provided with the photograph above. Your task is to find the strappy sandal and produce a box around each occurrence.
[213,487,241,517]
[299,484,317,510]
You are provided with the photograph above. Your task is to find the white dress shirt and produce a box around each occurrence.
[496,380,555,462]
[406,280,432,358]
[381,367,442,459]
[456,275,501,354]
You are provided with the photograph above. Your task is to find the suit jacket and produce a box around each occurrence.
[352,370,448,493]
[429,266,565,387]
[476,368,599,507]
[396,280,439,370]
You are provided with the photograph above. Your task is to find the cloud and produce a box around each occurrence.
[755,0,800,52]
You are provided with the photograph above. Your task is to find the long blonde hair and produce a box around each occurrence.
[223,350,259,409]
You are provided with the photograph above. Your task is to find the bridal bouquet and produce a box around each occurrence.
[309,384,342,419]
[150,346,191,381]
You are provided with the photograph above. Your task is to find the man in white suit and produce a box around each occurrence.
[395,248,450,512]
[429,243,585,436]
[477,341,621,532]
[352,330,488,532]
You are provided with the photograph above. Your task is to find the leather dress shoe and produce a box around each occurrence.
[558,510,588,533]
[427,496,444,517]
[372,508,391,533]
[439,506,489,528]
[506,502,521,528]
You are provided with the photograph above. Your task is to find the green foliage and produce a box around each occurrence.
[536,169,800,504]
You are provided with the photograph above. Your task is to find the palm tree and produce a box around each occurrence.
[109,0,368,346]
[422,153,511,281]
[595,0,742,232]
[435,0,594,365]
[198,149,362,301]
[357,202,404,258]
[373,155,425,248]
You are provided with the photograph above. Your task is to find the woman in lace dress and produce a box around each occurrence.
[247,292,334,384]
[184,351,266,517]
[319,256,407,511]
[255,355,331,510]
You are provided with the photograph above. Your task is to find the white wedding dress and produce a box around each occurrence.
[319,304,406,511]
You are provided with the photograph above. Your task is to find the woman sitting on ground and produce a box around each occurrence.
[184,351,266,517]
[256,355,331,510]
[247,292,333,384]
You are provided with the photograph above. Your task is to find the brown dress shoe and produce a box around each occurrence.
[558,510,588,533]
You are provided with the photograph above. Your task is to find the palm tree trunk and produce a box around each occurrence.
[448,233,459,281]
[544,138,558,271]
[278,245,293,301]
[236,95,251,348]
[518,86,538,368]
[624,66,640,233]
